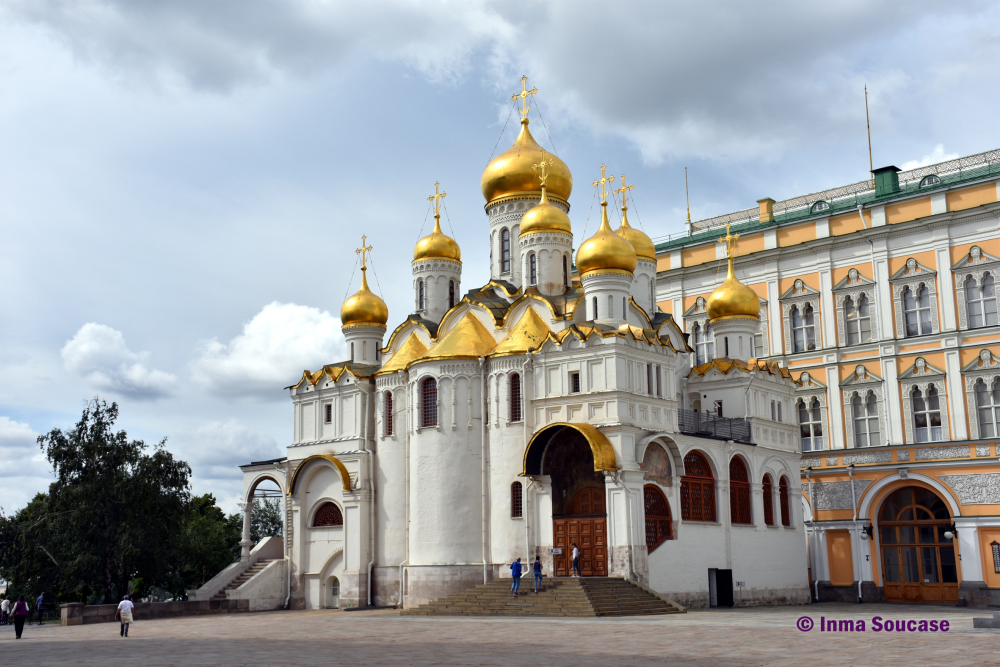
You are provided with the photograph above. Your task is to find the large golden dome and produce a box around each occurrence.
[481,119,572,204]
[519,183,571,236]
[615,208,655,260]
[575,203,637,276]
[413,216,461,262]
[707,255,760,322]
[341,268,389,327]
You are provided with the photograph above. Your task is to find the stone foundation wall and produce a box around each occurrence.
[664,586,810,609]
[815,581,883,604]
[402,565,486,609]
[61,599,250,626]
[372,566,402,607]
[959,581,1000,607]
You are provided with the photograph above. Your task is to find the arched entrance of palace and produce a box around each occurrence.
[523,423,618,577]
[877,486,958,603]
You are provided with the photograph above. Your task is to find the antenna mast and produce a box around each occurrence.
[865,85,874,185]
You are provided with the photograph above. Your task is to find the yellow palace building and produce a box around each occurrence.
[655,150,1000,606]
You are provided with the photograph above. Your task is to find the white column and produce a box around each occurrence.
[825,366,845,449]
[944,348,968,440]
[935,244,958,332]
[240,499,253,562]
[767,278,782,355]
[819,269,835,349]
[871,243,894,342]
[880,356,904,445]
[955,520,984,582]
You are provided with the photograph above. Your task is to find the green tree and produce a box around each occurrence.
[249,497,284,544]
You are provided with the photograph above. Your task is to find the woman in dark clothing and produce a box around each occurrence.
[12,595,29,639]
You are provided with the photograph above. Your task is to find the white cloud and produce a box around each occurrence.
[900,144,960,171]
[191,301,345,399]
[0,416,52,512]
[61,323,177,399]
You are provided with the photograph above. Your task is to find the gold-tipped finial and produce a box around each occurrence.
[614,174,634,211]
[593,164,616,205]
[685,167,691,225]
[356,234,373,270]
[428,181,447,218]
[718,223,739,260]
[532,150,550,187]
[511,75,538,121]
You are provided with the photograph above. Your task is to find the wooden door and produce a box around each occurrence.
[553,517,607,576]
[826,530,854,586]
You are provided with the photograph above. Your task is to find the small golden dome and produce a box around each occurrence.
[413,216,461,262]
[575,203,637,276]
[707,258,760,322]
[615,207,655,260]
[341,268,388,327]
[481,119,572,203]
[519,184,571,236]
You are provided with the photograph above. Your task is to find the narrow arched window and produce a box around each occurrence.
[384,391,394,436]
[779,476,791,526]
[313,502,344,527]
[448,280,455,309]
[967,273,998,328]
[501,228,510,273]
[762,474,774,526]
[791,304,816,352]
[798,398,824,451]
[623,296,627,319]
[852,391,880,447]
[529,254,537,285]
[975,378,1000,437]
[593,296,598,320]
[680,451,716,522]
[903,284,932,336]
[511,481,523,518]
[421,377,437,428]
[350,342,354,361]
[510,373,522,422]
[912,385,942,442]
[563,255,568,286]
[644,485,672,552]
[418,280,425,310]
[844,294,872,345]
[729,456,752,525]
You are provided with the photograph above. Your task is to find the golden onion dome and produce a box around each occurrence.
[341,268,389,327]
[413,215,461,262]
[707,256,760,322]
[575,202,637,276]
[519,183,571,236]
[481,119,572,203]
[615,207,655,260]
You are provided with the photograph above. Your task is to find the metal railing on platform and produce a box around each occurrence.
[677,409,753,444]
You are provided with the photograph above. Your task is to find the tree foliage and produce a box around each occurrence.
[250,497,283,544]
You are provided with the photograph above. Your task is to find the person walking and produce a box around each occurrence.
[509,558,523,597]
[34,592,45,625]
[1,596,9,625]
[571,543,581,577]
[532,556,543,593]
[11,595,29,639]
[116,595,134,637]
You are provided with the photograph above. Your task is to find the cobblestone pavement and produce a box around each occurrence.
[1,603,995,666]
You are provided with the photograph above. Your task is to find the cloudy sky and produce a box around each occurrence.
[2,0,999,513]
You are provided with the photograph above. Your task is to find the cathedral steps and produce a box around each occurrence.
[401,577,684,617]
[210,559,275,601]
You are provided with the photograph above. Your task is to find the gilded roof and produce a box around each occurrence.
[341,268,389,327]
[575,203,637,276]
[687,357,792,380]
[413,216,461,262]
[481,119,572,204]
[287,361,380,389]
[491,307,552,357]
[376,332,429,375]
[519,184,571,236]
[409,311,496,367]
[615,209,655,260]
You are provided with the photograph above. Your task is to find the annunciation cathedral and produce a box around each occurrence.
[194,78,1000,612]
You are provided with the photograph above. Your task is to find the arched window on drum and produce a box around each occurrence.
[313,502,344,527]
[644,485,672,552]
[421,377,437,428]
[680,451,716,522]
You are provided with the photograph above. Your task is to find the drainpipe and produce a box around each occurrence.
[398,370,410,608]
[360,383,375,607]
[805,467,819,603]
[480,357,489,584]
[276,462,291,610]
[848,464,863,604]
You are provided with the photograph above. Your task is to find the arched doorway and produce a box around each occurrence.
[326,576,340,609]
[877,486,958,603]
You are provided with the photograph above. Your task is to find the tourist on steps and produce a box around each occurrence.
[116,595,134,637]
[533,556,543,593]
[510,558,523,596]
[571,543,581,577]
[11,595,29,639]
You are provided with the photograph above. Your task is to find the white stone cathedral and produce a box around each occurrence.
[230,83,809,611]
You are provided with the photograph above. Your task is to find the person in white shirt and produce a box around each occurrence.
[571,543,581,577]
[116,595,134,637]
[0,597,10,625]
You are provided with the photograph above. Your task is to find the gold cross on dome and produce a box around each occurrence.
[532,151,550,186]
[718,223,740,259]
[614,174,634,209]
[356,235,373,270]
[428,181,447,217]
[592,164,616,204]
[511,75,537,120]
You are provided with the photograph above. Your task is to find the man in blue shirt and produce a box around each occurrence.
[35,592,45,625]
[509,558,523,596]
[533,556,543,593]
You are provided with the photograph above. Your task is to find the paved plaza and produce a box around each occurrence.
[1,603,995,665]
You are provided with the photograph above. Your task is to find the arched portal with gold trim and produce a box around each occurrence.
[522,423,618,578]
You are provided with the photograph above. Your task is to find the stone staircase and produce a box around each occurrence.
[210,559,275,601]
[401,577,685,617]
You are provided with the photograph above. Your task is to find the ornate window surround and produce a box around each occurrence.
[953,245,1000,330]
[684,297,713,363]
[780,279,823,354]
[795,371,828,451]
[840,364,887,449]
[898,357,950,443]
[963,349,1000,440]
[890,258,940,338]
[833,268,879,346]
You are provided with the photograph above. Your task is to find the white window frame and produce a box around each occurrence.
[899,357,949,444]
[780,279,823,355]
[963,349,1000,440]
[954,246,1000,330]
[795,371,828,452]
[833,268,879,346]
[840,365,887,449]
[891,258,939,338]
[684,297,715,365]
